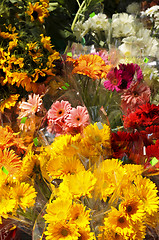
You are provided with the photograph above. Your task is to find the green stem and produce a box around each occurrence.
[71,0,86,31]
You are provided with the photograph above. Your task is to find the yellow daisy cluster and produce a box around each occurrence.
[0,126,37,223]
[39,125,159,239]
[38,122,111,179]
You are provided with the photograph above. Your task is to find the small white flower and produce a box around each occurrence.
[88,13,110,31]
[141,5,159,17]
[112,13,135,38]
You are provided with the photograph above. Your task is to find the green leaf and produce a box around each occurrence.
[33,137,38,146]
[21,117,27,124]
[2,166,9,175]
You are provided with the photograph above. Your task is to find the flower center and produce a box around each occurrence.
[133,91,139,97]
[61,228,68,236]
[76,117,80,121]
[126,205,133,213]
[58,110,63,115]
[118,216,125,223]
[112,78,117,85]
[32,11,38,20]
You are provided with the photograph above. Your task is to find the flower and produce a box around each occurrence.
[44,220,79,240]
[118,63,135,90]
[0,148,22,175]
[18,93,43,119]
[47,100,72,122]
[69,203,90,228]
[65,106,90,128]
[121,82,151,114]
[10,182,37,211]
[44,198,72,224]
[40,34,54,53]
[0,94,20,113]
[58,170,97,199]
[119,196,145,222]
[123,103,159,129]
[27,2,49,23]
[134,175,159,215]
[47,155,85,179]
[71,54,112,80]
[112,13,135,38]
[88,13,110,31]
[104,67,122,92]
[105,207,133,237]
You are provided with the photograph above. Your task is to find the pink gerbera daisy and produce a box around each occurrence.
[121,82,151,114]
[65,106,90,128]
[103,67,122,92]
[47,100,72,122]
[18,94,43,119]
[118,63,135,90]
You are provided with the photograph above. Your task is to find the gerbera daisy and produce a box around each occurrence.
[0,148,22,175]
[71,54,111,80]
[0,126,26,154]
[106,207,134,237]
[134,175,159,215]
[103,67,122,92]
[69,203,90,228]
[123,103,159,129]
[40,34,54,52]
[93,159,125,201]
[47,100,72,122]
[119,196,145,222]
[10,182,37,211]
[26,2,49,23]
[18,93,43,119]
[0,94,19,113]
[44,220,79,240]
[118,63,135,90]
[44,198,72,224]
[0,196,16,223]
[59,170,97,199]
[65,106,90,128]
[121,82,151,114]
[47,155,85,179]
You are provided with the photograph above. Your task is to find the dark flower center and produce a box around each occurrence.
[58,110,63,115]
[61,228,68,236]
[118,216,125,223]
[133,91,139,97]
[126,205,133,213]
[76,117,80,121]
[32,11,38,20]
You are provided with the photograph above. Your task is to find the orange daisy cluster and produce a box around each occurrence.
[70,54,112,80]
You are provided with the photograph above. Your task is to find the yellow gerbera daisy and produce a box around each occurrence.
[58,170,97,199]
[78,226,95,240]
[119,196,145,223]
[27,2,49,23]
[44,220,80,240]
[134,175,159,215]
[69,202,90,228]
[44,198,72,224]
[93,159,126,201]
[106,207,134,237]
[0,94,19,113]
[47,155,85,180]
[10,182,37,211]
[40,34,54,52]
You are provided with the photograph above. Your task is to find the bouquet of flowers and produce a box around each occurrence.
[0,0,159,240]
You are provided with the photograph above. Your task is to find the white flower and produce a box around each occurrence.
[112,13,135,38]
[141,5,159,17]
[87,13,110,31]
[118,28,158,58]
[126,2,140,15]
[73,21,87,41]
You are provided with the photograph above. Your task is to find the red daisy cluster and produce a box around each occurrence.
[47,100,90,136]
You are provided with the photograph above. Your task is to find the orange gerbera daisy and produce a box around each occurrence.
[0,148,22,175]
[71,54,112,80]
[0,126,26,154]
[27,2,49,23]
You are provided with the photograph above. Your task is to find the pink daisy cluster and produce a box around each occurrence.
[47,100,90,136]
[104,63,143,92]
